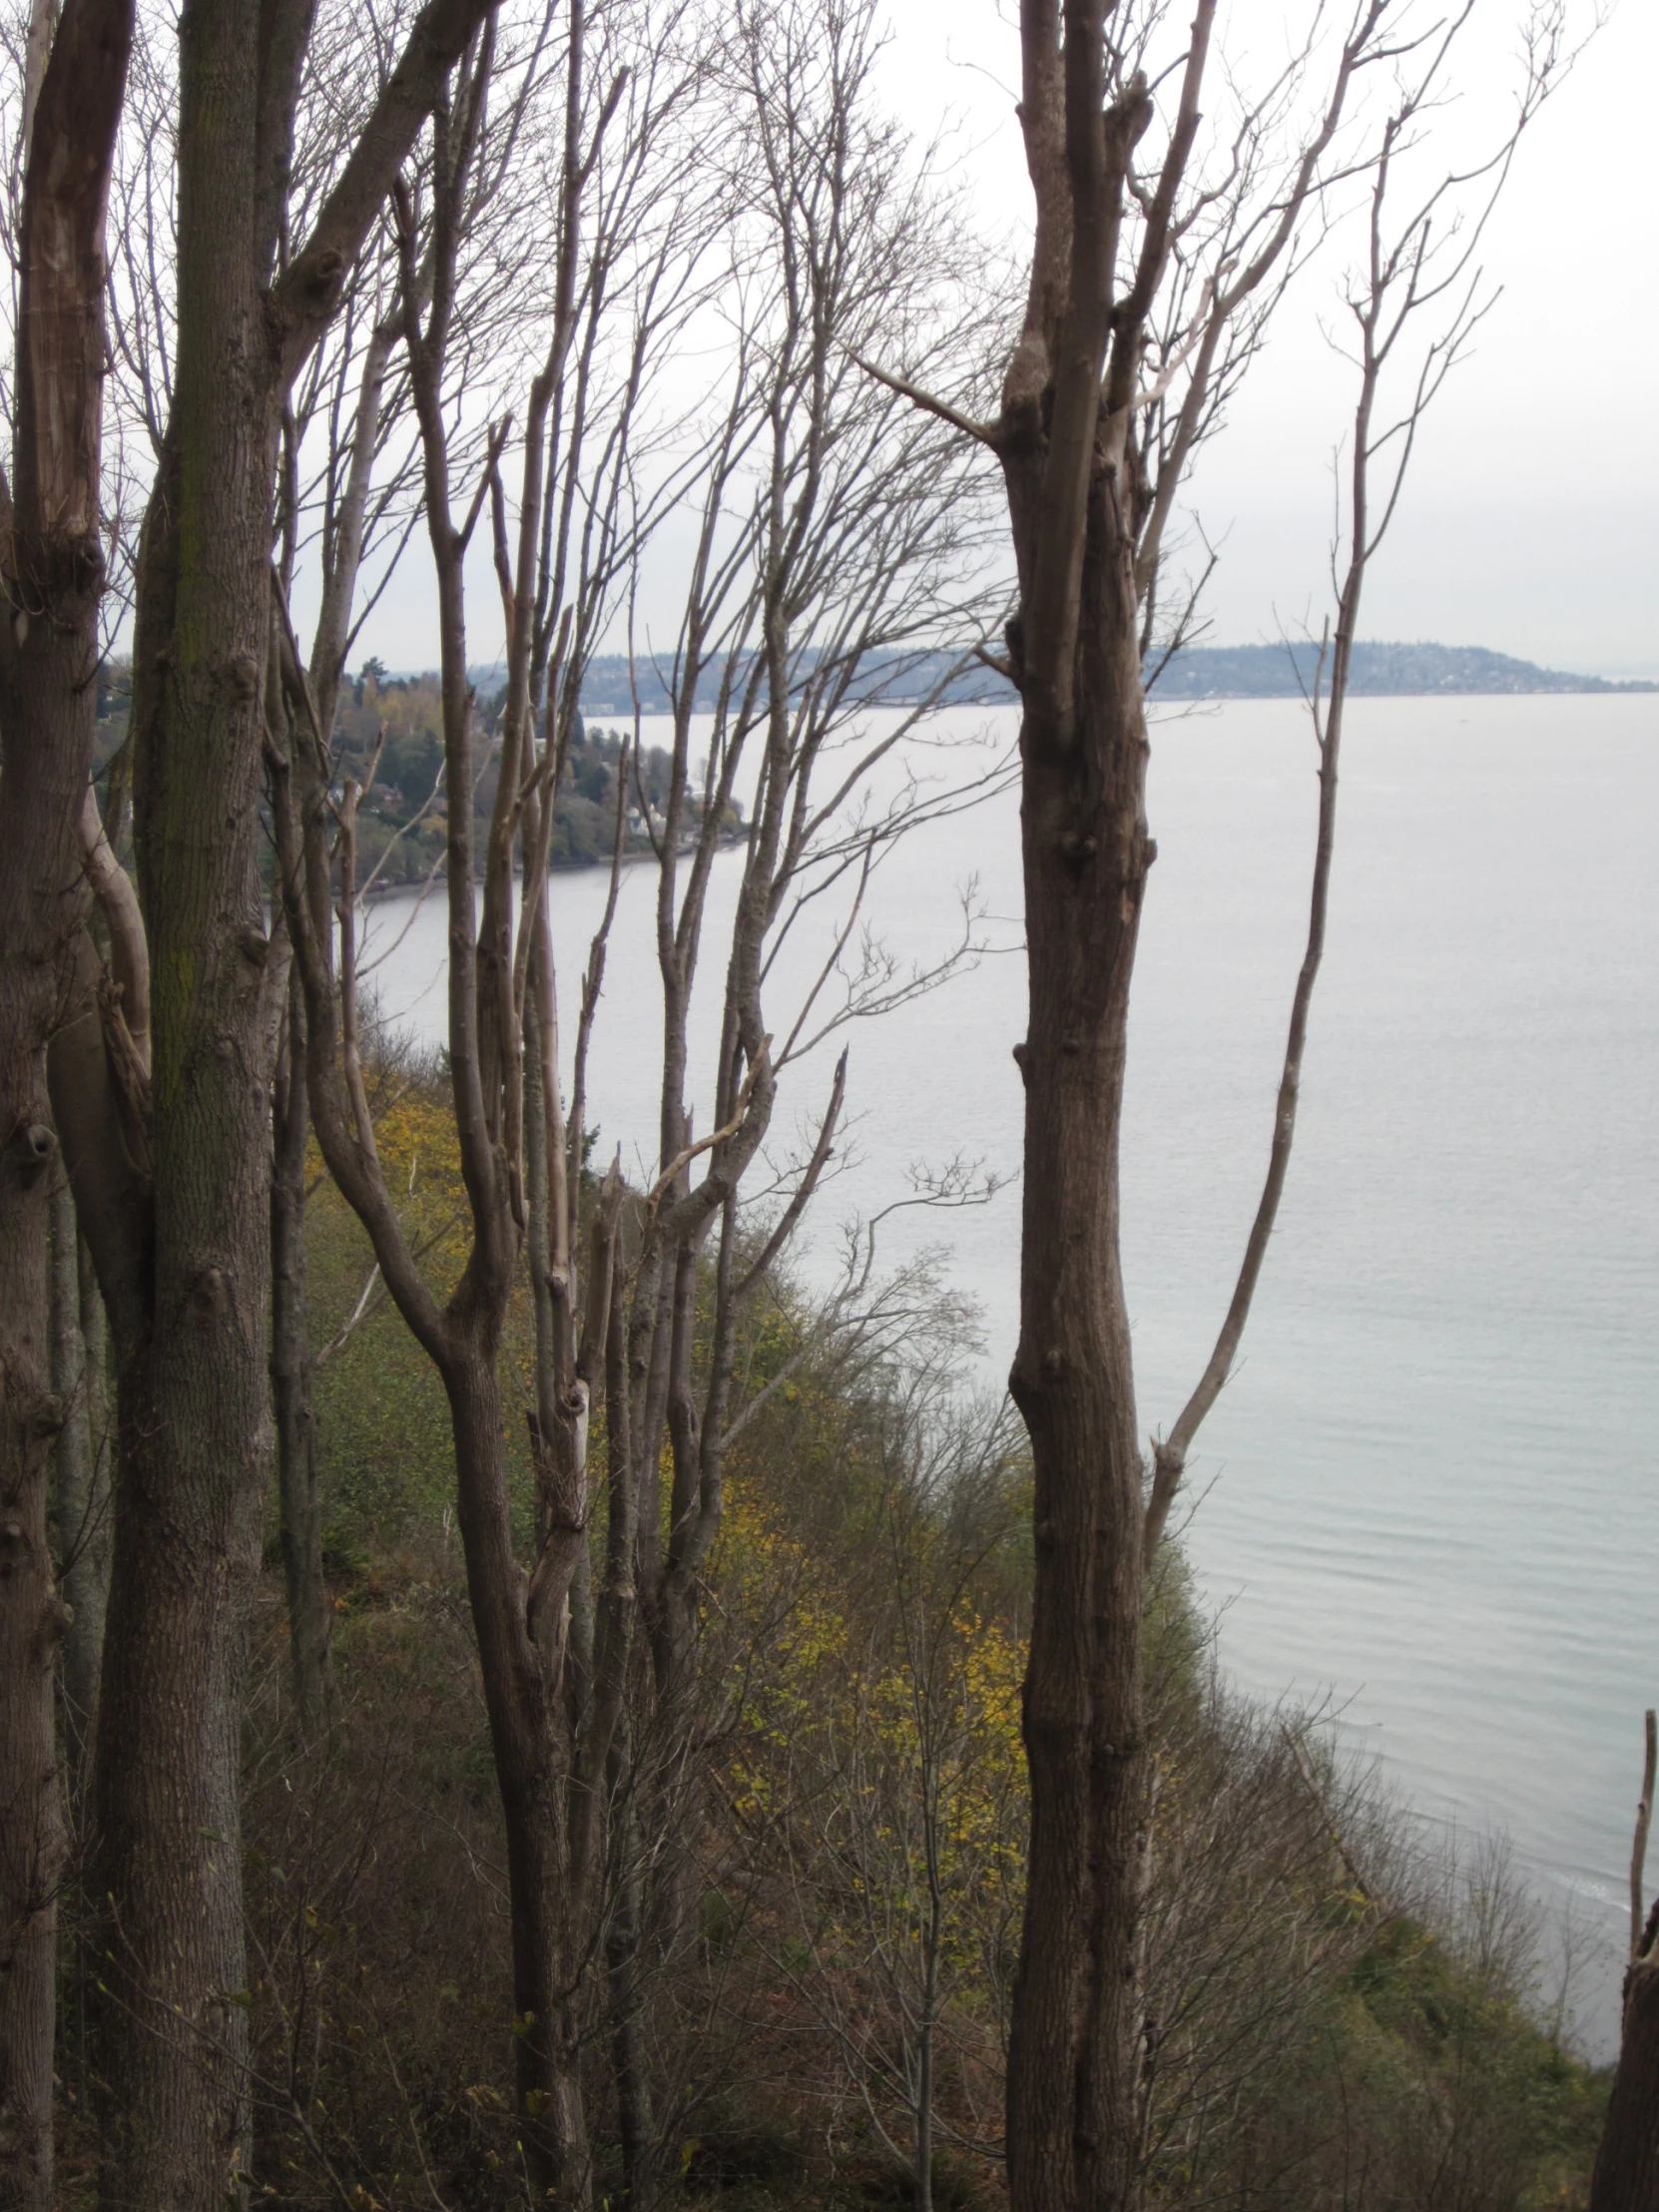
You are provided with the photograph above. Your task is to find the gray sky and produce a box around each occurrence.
[354,2,1656,680]
[878,0,1659,679]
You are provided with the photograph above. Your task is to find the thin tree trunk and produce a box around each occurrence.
[278,667,604,2206]
[444,1348,593,2204]
[915,1984,935,2212]
[915,1774,943,2212]
[1004,492,1152,2212]
[607,1715,657,2212]
[78,1228,113,1685]
[990,15,1210,2206]
[272,974,335,1738]
[602,1239,663,2212]
[1594,1717,1659,2205]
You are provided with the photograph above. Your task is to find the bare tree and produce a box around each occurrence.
[275,6,731,2192]
[269,207,404,1745]
[564,10,1009,2195]
[635,0,999,1720]
[264,0,543,1739]
[24,4,498,2201]
[981,15,1382,2202]
[0,6,132,2203]
[865,2,1576,2202]
[275,9,1004,2197]
[1147,0,1571,1561]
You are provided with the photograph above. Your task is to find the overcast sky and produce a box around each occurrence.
[877,0,1659,679]
[353,1,1656,681]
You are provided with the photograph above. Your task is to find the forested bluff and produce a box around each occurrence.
[105,1078,1600,2207]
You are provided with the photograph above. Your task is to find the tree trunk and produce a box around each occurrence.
[1003,484,1152,2212]
[51,1180,111,1796]
[52,1188,111,2128]
[0,4,132,2194]
[984,4,1415,2200]
[272,975,335,1738]
[93,1360,265,2197]
[445,1344,593,2206]
[1592,1959,1659,2209]
[0,1099,67,2212]
[989,12,1197,2203]
[607,1716,657,2212]
[915,1852,943,2212]
[92,4,282,2196]
[915,2014,934,2212]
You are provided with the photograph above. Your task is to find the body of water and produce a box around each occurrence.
[363,692,1659,2051]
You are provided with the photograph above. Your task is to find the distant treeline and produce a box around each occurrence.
[573,638,1654,713]
[1148,639,1657,699]
[572,647,1008,715]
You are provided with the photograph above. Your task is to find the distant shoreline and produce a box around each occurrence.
[362,836,732,901]
[564,639,1655,718]
[577,683,1659,713]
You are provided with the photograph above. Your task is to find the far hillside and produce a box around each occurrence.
[573,639,1656,713]
[1150,639,1657,700]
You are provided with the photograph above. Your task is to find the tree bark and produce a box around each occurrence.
[272,974,335,1738]
[88,7,286,2192]
[1592,1958,1659,2211]
[607,1712,657,2212]
[0,1126,67,2212]
[52,1182,109,2128]
[443,1343,593,2203]
[51,1182,111,1796]
[1003,469,1153,2212]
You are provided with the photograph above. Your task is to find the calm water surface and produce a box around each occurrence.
[365,693,1659,2049]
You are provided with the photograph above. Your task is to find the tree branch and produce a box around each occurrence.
[272,0,497,391]
[847,349,1000,449]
